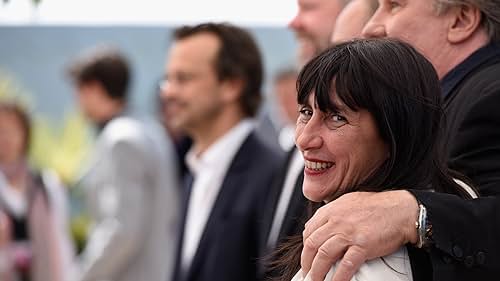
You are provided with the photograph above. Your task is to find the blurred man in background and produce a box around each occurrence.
[273,67,300,152]
[288,0,349,66]
[256,66,299,152]
[331,0,378,43]
[68,46,180,281]
[161,22,283,281]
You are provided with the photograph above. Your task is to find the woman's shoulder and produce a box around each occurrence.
[292,247,413,281]
[353,247,413,281]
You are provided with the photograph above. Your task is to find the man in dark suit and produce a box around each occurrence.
[160,23,283,281]
[260,68,306,257]
[298,1,500,281]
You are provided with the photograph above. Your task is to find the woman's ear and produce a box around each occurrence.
[447,4,482,44]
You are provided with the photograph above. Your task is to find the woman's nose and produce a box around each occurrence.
[295,118,324,152]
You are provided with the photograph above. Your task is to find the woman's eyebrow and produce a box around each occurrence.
[330,98,352,113]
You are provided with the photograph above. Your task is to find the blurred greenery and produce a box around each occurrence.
[1,70,92,252]
[1,70,93,185]
[30,112,93,185]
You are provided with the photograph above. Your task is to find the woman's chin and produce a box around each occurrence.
[303,187,329,203]
[303,185,344,203]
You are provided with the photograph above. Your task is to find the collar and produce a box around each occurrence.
[441,41,500,99]
[96,109,128,133]
[186,119,254,176]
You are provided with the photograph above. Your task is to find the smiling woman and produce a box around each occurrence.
[296,93,389,202]
[268,38,476,281]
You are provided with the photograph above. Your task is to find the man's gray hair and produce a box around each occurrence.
[434,0,500,42]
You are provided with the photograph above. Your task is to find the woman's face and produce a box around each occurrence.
[295,93,389,202]
[0,111,26,164]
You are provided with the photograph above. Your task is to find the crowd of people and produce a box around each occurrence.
[1,0,499,280]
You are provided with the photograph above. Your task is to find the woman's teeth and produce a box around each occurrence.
[304,160,334,171]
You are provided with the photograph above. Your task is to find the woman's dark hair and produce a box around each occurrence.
[268,38,474,280]
[0,101,32,155]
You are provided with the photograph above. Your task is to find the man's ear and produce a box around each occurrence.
[448,4,482,44]
[221,78,244,103]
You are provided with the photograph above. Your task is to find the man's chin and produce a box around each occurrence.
[170,120,187,131]
[298,53,315,68]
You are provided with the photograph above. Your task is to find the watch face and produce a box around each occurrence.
[415,204,428,248]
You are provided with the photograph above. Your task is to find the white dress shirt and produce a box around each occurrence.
[181,119,254,272]
[267,148,304,248]
[278,125,296,152]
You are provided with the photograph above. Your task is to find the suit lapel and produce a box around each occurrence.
[185,133,256,280]
[277,170,306,242]
[261,147,298,252]
[173,173,195,281]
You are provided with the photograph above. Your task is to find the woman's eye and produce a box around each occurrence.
[325,113,348,129]
[331,115,346,122]
[298,107,313,122]
[299,108,312,116]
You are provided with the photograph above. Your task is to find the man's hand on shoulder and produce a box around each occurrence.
[301,190,419,281]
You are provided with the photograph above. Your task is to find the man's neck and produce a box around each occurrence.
[95,107,125,132]
[437,31,489,79]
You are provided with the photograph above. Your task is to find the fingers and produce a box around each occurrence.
[301,210,330,273]
[303,206,329,240]
[306,235,350,281]
[330,246,367,281]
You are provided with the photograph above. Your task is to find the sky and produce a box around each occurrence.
[0,0,298,26]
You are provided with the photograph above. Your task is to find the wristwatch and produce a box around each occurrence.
[415,203,433,248]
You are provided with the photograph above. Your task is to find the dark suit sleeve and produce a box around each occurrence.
[448,84,500,196]
[410,190,499,279]
[408,86,500,279]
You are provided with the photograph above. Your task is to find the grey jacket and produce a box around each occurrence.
[78,116,180,281]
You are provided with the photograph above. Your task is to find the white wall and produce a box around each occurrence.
[0,0,297,27]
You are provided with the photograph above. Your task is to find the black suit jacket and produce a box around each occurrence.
[258,148,307,279]
[276,171,306,243]
[410,42,500,280]
[172,132,284,281]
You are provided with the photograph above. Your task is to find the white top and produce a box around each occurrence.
[291,247,413,281]
[279,125,296,152]
[181,119,254,272]
[267,148,304,248]
[0,172,28,217]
